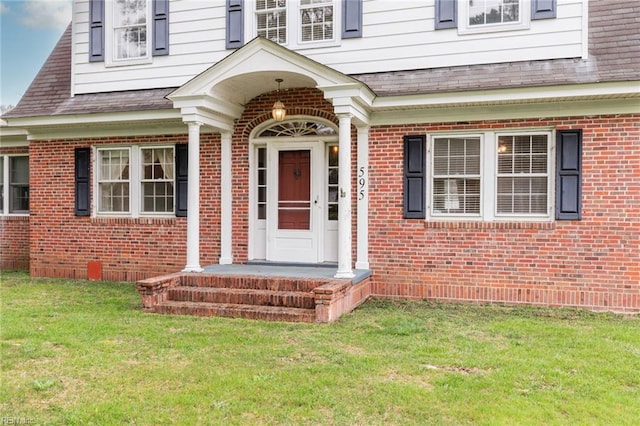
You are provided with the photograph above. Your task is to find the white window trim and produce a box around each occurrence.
[104,0,152,67]
[0,154,30,217]
[458,0,531,35]
[427,129,554,222]
[94,145,175,218]
[244,0,341,50]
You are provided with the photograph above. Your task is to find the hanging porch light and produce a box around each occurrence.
[272,78,286,121]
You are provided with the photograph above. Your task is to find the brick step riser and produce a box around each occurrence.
[168,287,316,309]
[179,275,322,292]
[154,304,315,323]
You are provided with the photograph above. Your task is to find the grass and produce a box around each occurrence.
[1,270,639,425]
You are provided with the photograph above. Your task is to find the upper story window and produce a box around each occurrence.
[106,0,151,64]
[96,146,174,216]
[89,0,169,64]
[459,0,530,33]
[469,0,519,26]
[250,0,338,48]
[227,0,361,49]
[256,0,287,43]
[112,0,149,60]
[1,155,29,215]
[435,0,554,33]
[300,0,334,42]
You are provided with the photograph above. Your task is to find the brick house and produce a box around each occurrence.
[1,0,638,319]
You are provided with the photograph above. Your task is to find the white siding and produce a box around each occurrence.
[73,0,585,95]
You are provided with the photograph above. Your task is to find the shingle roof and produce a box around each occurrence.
[352,0,640,95]
[3,25,175,119]
[4,0,639,119]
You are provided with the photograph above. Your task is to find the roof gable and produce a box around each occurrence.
[168,37,364,105]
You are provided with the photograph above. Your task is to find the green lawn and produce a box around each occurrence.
[1,270,639,425]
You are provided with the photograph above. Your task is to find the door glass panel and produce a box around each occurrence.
[327,145,338,221]
[257,147,267,219]
[278,150,311,230]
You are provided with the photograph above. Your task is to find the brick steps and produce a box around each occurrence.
[168,286,315,309]
[137,272,372,323]
[155,300,316,323]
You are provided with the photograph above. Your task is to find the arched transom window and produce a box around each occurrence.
[257,120,337,138]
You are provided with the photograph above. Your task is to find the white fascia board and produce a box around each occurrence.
[25,121,191,141]
[372,81,640,110]
[370,98,640,126]
[5,109,181,129]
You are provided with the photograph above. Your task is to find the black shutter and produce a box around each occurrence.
[75,148,91,216]
[175,144,188,217]
[532,0,556,20]
[435,0,457,29]
[556,130,582,220]
[152,0,170,56]
[226,0,244,49]
[89,0,104,62]
[403,135,426,219]
[342,0,363,39]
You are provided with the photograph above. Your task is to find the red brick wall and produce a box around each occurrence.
[28,134,222,281]
[20,89,640,313]
[0,146,30,270]
[368,114,640,312]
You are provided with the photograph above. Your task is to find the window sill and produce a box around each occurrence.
[457,21,530,35]
[91,216,178,226]
[0,214,29,220]
[424,221,555,230]
[104,56,153,68]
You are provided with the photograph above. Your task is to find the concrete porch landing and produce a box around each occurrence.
[136,264,372,323]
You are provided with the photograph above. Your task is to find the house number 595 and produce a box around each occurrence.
[358,167,366,200]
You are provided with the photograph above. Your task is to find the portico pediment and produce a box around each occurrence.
[167,37,373,130]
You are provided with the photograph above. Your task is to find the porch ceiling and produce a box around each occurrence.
[214,71,317,106]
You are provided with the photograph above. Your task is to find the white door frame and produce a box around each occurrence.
[266,141,323,263]
[248,118,339,264]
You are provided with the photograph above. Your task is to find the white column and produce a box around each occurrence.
[219,131,233,264]
[183,121,204,273]
[355,125,370,270]
[335,114,354,279]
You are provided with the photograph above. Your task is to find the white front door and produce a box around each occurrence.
[267,142,323,263]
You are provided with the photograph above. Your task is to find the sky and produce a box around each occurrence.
[0,0,72,107]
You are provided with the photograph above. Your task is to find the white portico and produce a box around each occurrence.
[167,37,374,279]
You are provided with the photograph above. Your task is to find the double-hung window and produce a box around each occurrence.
[113,0,148,60]
[496,134,548,214]
[98,148,130,213]
[459,0,530,34]
[432,137,481,215]
[428,131,552,221]
[141,147,174,213]
[105,0,152,65]
[97,146,174,216]
[0,155,29,215]
[251,0,337,48]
